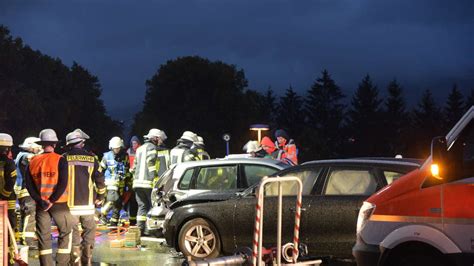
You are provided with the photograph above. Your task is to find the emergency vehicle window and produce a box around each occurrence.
[195,165,238,190]
[265,168,321,196]
[243,165,279,187]
[384,171,404,185]
[178,168,195,190]
[448,121,474,181]
[324,169,377,195]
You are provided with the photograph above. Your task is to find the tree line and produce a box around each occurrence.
[1,25,471,161]
[0,26,122,153]
[132,56,473,161]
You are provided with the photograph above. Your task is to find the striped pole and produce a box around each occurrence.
[251,176,303,266]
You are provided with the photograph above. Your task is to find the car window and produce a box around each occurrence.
[384,170,404,185]
[195,165,238,190]
[265,168,321,196]
[243,164,279,187]
[324,168,377,195]
[178,168,195,190]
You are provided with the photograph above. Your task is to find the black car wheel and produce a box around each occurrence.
[178,218,221,259]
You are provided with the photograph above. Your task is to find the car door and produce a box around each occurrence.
[241,163,282,188]
[304,165,380,258]
[232,166,322,250]
[188,164,239,197]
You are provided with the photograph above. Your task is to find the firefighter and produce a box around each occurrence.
[275,129,298,165]
[133,129,169,234]
[14,136,42,248]
[170,131,198,165]
[24,129,72,266]
[125,136,140,225]
[191,135,210,160]
[243,140,266,158]
[100,136,129,226]
[63,130,106,266]
[0,133,17,246]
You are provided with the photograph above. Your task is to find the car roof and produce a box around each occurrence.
[174,157,288,170]
[302,158,421,168]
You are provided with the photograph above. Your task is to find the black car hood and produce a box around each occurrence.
[169,190,241,209]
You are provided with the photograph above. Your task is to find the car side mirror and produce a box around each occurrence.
[430,136,448,180]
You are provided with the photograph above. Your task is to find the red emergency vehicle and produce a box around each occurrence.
[353,106,474,266]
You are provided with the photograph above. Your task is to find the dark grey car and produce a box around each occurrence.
[163,158,421,260]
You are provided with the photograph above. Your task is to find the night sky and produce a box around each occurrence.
[1,0,473,124]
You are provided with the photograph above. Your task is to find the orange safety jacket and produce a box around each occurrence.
[28,153,68,203]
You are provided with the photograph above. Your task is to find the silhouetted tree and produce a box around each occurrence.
[346,75,384,156]
[304,69,345,159]
[465,89,474,110]
[384,79,409,155]
[275,86,304,140]
[409,89,443,158]
[132,56,252,157]
[444,84,465,129]
[0,25,121,152]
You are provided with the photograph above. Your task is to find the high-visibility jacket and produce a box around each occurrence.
[0,154,16,203]
[64,148,106,216]
[100,150,129,191]
[277,139,298,165]
[133,142,169,189]
[26,152,69,204]
[191,145,210,161]
[14,151,34,199]
[170,144,198,165]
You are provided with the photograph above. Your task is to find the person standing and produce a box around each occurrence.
[133,129,169,234]
[14,136,42,248]
[125,135,140,225]
[275,129,298,165]
[170,131,198,165]
[99,136,129,226]
[0,133,17,241]
[260,136,279,159]
[191,135,210,160]
[63,130,106,266]
[25,129,72,266]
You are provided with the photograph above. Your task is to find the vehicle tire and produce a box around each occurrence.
[387,250,446,266]
[178,218,221,259]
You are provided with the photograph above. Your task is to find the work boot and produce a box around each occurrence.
[71,246,82,266]
[81,245,93,266]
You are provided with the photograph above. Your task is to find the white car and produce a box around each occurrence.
[146,157,289,236]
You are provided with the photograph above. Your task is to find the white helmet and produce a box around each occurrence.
[19,137,41,150]
[244,140,261,153]
[180,131,197,142]
[144,128,167,141]
[38,129,58,143]
[74,128,90,140]
[66,131,85,146]
[109,136,124,149]
[0,133,13,147]
[195,136,204,145]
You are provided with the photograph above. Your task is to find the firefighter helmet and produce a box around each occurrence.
[66,131,85,146]
[109,136,124,149]
[38,129,59,143]
[19,137,41,150]
[0,133,13,147]
[144,129,167,141]
[179,131,197,142]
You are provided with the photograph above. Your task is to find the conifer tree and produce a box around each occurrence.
[346,74,384,156]
[384,79,409,155]
[304,69,345,158]
[444,84,465,129]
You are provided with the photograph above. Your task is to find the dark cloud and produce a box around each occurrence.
[1,0,473,121]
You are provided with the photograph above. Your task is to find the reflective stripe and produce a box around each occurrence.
[137,216,147,221]
[96,187,106,194]
[0,189,11,197]
[110,218,119,222]
[40,249,53,255]
[17,188,30,198]
[57,248,71,254]
[11,170,17,177]
[148,166,156,172]
[148,150,157,155]
[23,232,36,238]
[70,209,95,216]
[8,200,16,209]
[370,214,443,224]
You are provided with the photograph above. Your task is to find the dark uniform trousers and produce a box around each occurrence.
[135,187,152,232]
[102,190,122,225]
[19,196,36,245]
[71,214,96,247]
[36,202,73,266]
[127,189,138,225]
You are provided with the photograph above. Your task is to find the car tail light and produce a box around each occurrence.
[356,201,376,234]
